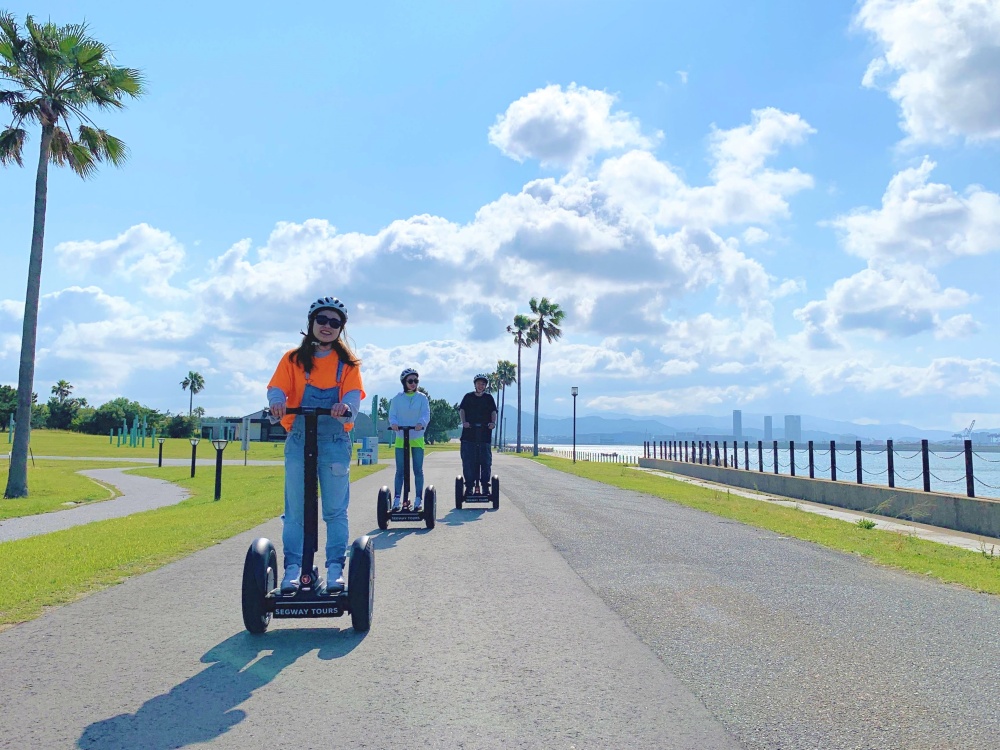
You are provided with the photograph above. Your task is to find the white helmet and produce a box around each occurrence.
[400,368,419,383]
[474,373,490,384]
[308,296,348,323]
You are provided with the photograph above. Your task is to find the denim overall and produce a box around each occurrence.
[282,360,352,571]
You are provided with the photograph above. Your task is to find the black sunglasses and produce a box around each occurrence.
[314,314,343,328]
[405,378,419,385]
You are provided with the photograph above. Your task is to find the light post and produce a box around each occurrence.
[189,437,200,478]
[211,438,228,500]
[157,437,166,468]
[571,386,578,463]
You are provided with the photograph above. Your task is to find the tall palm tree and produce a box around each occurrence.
[506,314,534,453]
[486,370,501,448]
[1,13,143,499]
[180,371,206,417]
[51,379,72,402]
[496,359,516,449]
[528,297,565,457]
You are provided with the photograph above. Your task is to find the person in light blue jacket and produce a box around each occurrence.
[388,368,431,512]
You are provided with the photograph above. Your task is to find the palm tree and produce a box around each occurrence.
[496,360,516,449]
[528,297,565,457]
[506,314,534,453]
[1,13,143,499]
[51,379,72,402]
[180,371,206,417]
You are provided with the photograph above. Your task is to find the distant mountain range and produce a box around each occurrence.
[494,408,1000,445]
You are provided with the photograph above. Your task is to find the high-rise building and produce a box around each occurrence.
[733,409,742,439]
[764,416,772,441]
[785,415,802,442]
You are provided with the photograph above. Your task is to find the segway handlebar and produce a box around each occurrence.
[285,405,354,421]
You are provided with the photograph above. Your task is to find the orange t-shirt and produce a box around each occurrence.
[268,349,365,432]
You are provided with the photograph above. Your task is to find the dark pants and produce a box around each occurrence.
[460,441,492,491]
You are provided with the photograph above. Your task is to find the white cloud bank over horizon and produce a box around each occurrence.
[1,83,997,431]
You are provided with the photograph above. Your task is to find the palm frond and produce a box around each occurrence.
[0,89,24,104]
[66,138,97,178]
[0,127,26,166]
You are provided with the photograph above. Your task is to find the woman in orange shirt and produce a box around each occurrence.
[267,297,365,593]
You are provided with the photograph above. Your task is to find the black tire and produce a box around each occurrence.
[455,476,464,509]
[377,486,391,530]
[491,475,500,510]
[348,536,374,632]
[424,486,436,529]
[241,538,276,634]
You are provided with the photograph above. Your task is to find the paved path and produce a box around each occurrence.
[0,453,738,749]
[0,453,997,748]
[0,469,190,542]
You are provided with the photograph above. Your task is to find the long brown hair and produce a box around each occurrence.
[289,317,361,373]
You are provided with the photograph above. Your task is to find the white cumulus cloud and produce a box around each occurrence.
[856,0,1000,142]
[488,83,657,169]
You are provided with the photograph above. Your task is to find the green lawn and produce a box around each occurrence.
[0,460,129,519]
[529,456,1000,596]
[0,461,387,627]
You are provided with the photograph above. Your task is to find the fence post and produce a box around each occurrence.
[830,440,837,482]
[808,440,814,479]
[789,440,795,477]
[856,440,863,484]
[698,441,703,464]
[715,440,721,467]
[757,441,763,472]
[773,440,779,474]
[721,441,727,468]
[921,439,931,492]
[887,439,894,488]
[744,441,749,471]
[965,439,975,498]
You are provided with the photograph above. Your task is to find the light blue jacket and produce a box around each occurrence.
[388,391,431,441]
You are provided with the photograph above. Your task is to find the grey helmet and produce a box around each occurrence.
[474,373,490,384]
[400,368,419,383]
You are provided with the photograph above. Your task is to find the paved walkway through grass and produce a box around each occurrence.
[0,468,191,543]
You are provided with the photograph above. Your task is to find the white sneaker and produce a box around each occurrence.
[280,564,301,593]
[391,496,402,512]
[413,498,423,513]
[326,564,345,591]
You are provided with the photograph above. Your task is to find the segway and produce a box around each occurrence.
[455,423,500,510]
[242,406,374,634]
[377,426,436,530]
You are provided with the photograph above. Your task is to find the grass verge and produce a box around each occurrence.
[0,462,387,627]
[0,460,126,519]
[530,456,1000,596]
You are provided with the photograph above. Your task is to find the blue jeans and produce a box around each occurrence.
[394,446,424,499]
[282,430,352,570]
[460,441,492,490]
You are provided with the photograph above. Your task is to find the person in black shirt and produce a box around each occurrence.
[458,373,498,496]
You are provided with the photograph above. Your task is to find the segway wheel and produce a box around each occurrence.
[423,486,436,530]
[241,538,276,634]
[455,476,464,509]
[377,486,391,530]
[348,536,374,632]
[491,475,500,510]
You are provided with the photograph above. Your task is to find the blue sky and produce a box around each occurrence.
[2,0,1000,432]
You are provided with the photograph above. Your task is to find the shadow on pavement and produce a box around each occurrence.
[440,507,492,526]
[77,628,364,750]
[366,526,431,551]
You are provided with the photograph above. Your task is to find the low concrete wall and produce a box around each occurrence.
[639,458,1000,539]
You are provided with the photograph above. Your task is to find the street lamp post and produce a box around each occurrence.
[189,437,200,478]
[571,386,578,463]
[211,438,229,500]
[157,437,166,468]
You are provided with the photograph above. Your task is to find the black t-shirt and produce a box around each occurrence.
[459,392,497,442]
